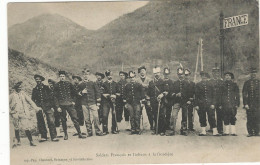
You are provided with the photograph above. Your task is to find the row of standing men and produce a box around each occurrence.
[9,65,260,146]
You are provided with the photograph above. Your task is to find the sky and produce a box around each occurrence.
[8,1,149,30]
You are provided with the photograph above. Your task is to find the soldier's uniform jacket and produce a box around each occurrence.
[96,80,105,100]
[136,76,152,100]
[163,78,174,105]
[195,80,215,107]
[102,80,118,103]
[221,80,240,108]
[242,78,260,107]
[49,86,56,107]
[186,80,195,101]
[124,81,144,104]
[73,83,82,105]
[147,78,165,104]
[172,79,189,105]
[32,84,53,107]
[209,78,224,106]
[78,80,101,106]
[54,81,75,107]
[117,79,127,98]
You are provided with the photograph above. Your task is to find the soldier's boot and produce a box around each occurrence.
[25,130,36,146]
[231,125,237,136]
[125,121,131,131]
[166,119,177,136]
[75,125,86,139]
[180,122,187,136]
[223,125,230,136]
[15,130,21,145]
[64,130,68,140]
[213,128,221,136]
[199,127,206,136]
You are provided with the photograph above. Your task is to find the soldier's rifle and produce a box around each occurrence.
[156,100,161,135]
[111,96,119,133]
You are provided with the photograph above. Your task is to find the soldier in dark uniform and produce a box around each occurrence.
[194,71,219,136]
[221,72,240,136]
[32,74,59,142]
[162,67,174,130]
[242,68,260,137]
[184,69,195,131]
[147,66,168,136]
[53,71,86,140]
[102,70,119,134]
[209,64,224,134]
[136,66,154,130]
[78,70,103,136]
[95,72,105,125]
[166,67,188,136]
[123,71,145,134]
[116,71,129,128]
[72,75,84,127]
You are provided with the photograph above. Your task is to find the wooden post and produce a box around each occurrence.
[200,38,204,71]
[220,12,225,78]
[194,40,200,82]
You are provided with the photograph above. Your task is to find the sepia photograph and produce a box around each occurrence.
[5,0,260,164]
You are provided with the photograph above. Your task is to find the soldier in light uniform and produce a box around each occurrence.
[209,64,224,134]
[136,66,154,130]
[95,72,105,125]
[194,71,219,136]
[242,68,260,137]
[184,69,196,131]
[78,70,103,136]
[102,70,119,134]
[147,66,168,135]
[162,67,174,130]
[124,71,145,134]
[116,71,129,129]
[166,67,188,136]
[53,71,86,140]
[32,74,59,142]
[221,72,240,136]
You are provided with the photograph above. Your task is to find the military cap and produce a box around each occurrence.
[48,79,56,84]
[95,72,105,79]
[177,67,184,75]
[163,67,170,75]
[34,74,45,81]
[212,63,220,72]
[224,72,234,79]
[184,68,191,75]
[58,70,66,75]
[119,71,128,77]
[128,71,136,78]
[105,70,112,77]
[138,66,146,73]
[72,75,82,81]
[153,66,161,74]
[13,81,23,89]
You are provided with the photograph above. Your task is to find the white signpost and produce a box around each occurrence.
[223,14,248,29]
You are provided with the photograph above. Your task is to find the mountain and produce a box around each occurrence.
[8,48,73,95]
[8,0,259,75]
[8,13,92,67]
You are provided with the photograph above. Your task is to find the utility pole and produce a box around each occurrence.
[219,11,225,78]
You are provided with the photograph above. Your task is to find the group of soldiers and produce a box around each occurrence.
[9,64,260,147]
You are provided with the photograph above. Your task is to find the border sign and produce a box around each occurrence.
[223,14,248,29]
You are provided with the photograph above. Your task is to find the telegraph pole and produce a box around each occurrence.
[219,11,225,78]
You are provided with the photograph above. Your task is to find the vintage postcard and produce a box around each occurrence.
[7,0,260,164]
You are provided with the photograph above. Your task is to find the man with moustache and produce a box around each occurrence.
[242,67,260,137]
[102,70,119,134]
[123,71,145,134]
[53,71,86,140]
[32,74,59,142]
[136,66,154,130]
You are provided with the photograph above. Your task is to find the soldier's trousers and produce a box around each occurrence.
[36,110,47,139]
[223,107,237,125]
[98,102,103,124]
[197,105,216,128]
[60,105,82,134]
[102,101,117,132]
[75,103,84,126]
[246,108,260,135]
[168,103,181,134]
[127,102,141,131]
[216,106,224,133]
[42,106,57,140]
[82,104,102,135]
[165,103,172,129]
[181,103,194,131]
[116,97,129,122]
[53,107,61,127]
[187,104,194,129]
[152,103,166,133]
[145,102,154,128]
